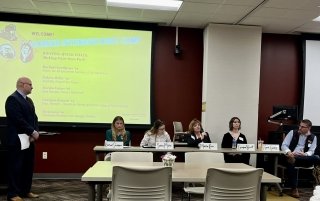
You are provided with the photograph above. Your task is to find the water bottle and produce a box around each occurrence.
[232,138,237,149]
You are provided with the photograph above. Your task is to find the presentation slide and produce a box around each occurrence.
[303,40,320,126]
[0,21,152,125]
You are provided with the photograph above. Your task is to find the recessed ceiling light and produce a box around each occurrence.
[313,16,320,22]
[107,0,183,11]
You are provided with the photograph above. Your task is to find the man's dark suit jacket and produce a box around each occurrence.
[5,90,38,146]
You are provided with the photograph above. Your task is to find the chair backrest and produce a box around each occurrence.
[204,168,263,201]
[111,152,153,162]
[173,121,188,143]
[185,152,225,164]
[111,166,172,201]
[173,121,183,133]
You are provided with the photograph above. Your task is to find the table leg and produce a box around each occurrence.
[260,184,267,201]
[274,155,283,195]
[88,183,96,201]
[96,152,100,161]
[274,155,278,175]
[97,184,103,201]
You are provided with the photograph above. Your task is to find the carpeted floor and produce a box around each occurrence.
[0,179,314,201]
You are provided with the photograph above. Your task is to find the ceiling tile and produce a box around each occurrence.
[214,4,253,15]
[0,0,35,9]
[252,7,288,18]
[208,14,243,24]
[33,1,73,13]
[35,0,69,2]
[284,9,319,20]
[223,0,264,6]
[0,8,38,14]
[180,2,220,13]
[265,0,312,9]
[75,13,107,19]
[142,10,176,21]
[0,0,319,34]
[72,4,106,14]
[69,0,105,6]
[107,7,142,17]
[183,0,223,3]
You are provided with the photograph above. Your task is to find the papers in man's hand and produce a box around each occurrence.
[18,134,30,150]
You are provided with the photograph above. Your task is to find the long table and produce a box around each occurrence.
[81,161,281,201]
[93,146,285,194]
[93,146,285,161]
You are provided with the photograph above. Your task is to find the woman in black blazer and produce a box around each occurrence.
[186,118,211,147]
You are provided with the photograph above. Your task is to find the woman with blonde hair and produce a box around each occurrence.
[106,116,131,146]
[140,119,171,147]
[186,118,211,147]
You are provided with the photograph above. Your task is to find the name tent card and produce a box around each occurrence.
[156,142,174,150]
[262,144,280,151]
[104,141,124,149]
[237,144,255,151]
[199,143,218,150]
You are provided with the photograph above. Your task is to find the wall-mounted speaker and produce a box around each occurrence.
[174,44,181,56]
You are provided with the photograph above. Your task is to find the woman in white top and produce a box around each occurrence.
[140,119,171,147]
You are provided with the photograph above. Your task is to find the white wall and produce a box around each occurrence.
[202,24,262,165]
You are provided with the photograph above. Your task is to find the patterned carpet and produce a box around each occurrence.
[0,179,314,201]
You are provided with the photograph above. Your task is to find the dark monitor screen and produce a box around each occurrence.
[272,105,298,120]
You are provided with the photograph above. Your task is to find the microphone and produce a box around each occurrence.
[269,110,286,119]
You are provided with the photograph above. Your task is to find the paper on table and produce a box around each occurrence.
[18,134,30,150]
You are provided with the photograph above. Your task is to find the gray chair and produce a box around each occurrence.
[204,168,263,201]
[111,151,153,162]
[183,152,224,201]
[277,163,314,188]
[173,121,188,146]
[111,166,172,201]
[105,152,154,200]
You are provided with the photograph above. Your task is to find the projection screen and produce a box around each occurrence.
[0,21,153,127]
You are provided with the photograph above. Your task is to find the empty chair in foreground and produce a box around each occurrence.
[204,168,263,201]
[111,166,172,201]
[183,152,225,201]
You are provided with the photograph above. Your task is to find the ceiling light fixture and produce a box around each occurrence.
[313,16,320,22]
[107,0,183,11]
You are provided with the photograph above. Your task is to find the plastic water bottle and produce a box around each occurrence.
[232,138,237,149]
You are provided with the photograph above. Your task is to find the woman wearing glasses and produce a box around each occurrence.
[140,119,171,147]
[221,117,250,165]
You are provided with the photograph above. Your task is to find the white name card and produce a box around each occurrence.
[237,144,255,151]
[199,143,218,150]
[104,141,124,149]
[156,142,174,149]
[262,144,280,151]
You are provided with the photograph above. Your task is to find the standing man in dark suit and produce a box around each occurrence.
[5,77,40,201]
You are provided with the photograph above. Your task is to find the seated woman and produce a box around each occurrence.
[140,119,171,147]
[186,118,211,147]
[221,117,250,165]
[106,116,131,146]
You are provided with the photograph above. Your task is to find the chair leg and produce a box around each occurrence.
[296,168,299,186]
[276,183,283,196]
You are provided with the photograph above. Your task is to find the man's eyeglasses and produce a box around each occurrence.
[299,125,309,129]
